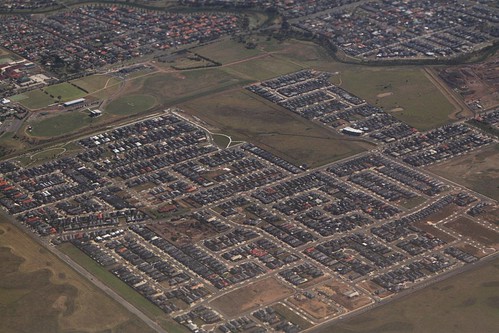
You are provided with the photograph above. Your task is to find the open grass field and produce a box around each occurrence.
[182,90,370,167]
[128,68,245,105]
[0,217,156,333]
[71,74,120,94]
[192,39,264,64]
[15,89,57,110]
[29,110,94,137]
[44,83,86,102]
[444,217,499,248]
[338,68,456,131]
[210,277,293,317]
[105,94,157,116]
[223,54,304,81]
[427,144,499,201]
[313,257,499,333]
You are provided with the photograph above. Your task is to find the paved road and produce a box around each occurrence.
[0,211,169,333]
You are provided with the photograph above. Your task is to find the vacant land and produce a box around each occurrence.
[127,68,246,106]
[273,303,313,329]
[313,258,499,333]
[289,296,339,320]
[210,277,293,317]
[444,217,499,248]
[414,221,457,243]
[428,144,499,201]
[0,217,156,333]
[481,206,499,226]
[339,68,455,130]
[317,281,373,311]
[182,90,370,167]
[29,111,93,138]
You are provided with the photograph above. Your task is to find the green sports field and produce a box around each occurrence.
[105,94,157,116]
[15,90,56,110]
[29,111,93,137]
[44,83,86,102]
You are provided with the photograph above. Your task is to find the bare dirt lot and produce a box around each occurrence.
[457,242,488,258]
[444,217,499,249]
[427,144,499,201]
[316,280,373,311]
[210,277,294,317]
[148,219,218,246]
[481,206,499,226]
[289,295,339,320]
[438,54,499,110]
[414,221,456,243]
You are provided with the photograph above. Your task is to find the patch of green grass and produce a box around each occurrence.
[193,39,263,64]
[58,243,164,319]
[141,69,241,102]
[0,132,28,157]
[71,74,120,93]
[105,95,157,116]
[44,82,86,102]
[9,94,28,102]
[400,196,427,210]
[0,57,13,64]
[0,247,78,333]
[17,89,57,110]
[29,111,93,138]
[26,148,66,166]
[212,134,230,148]
[223,55,304,81]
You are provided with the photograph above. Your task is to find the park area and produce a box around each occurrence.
[105,94,157,116]
[28,111,93,138]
